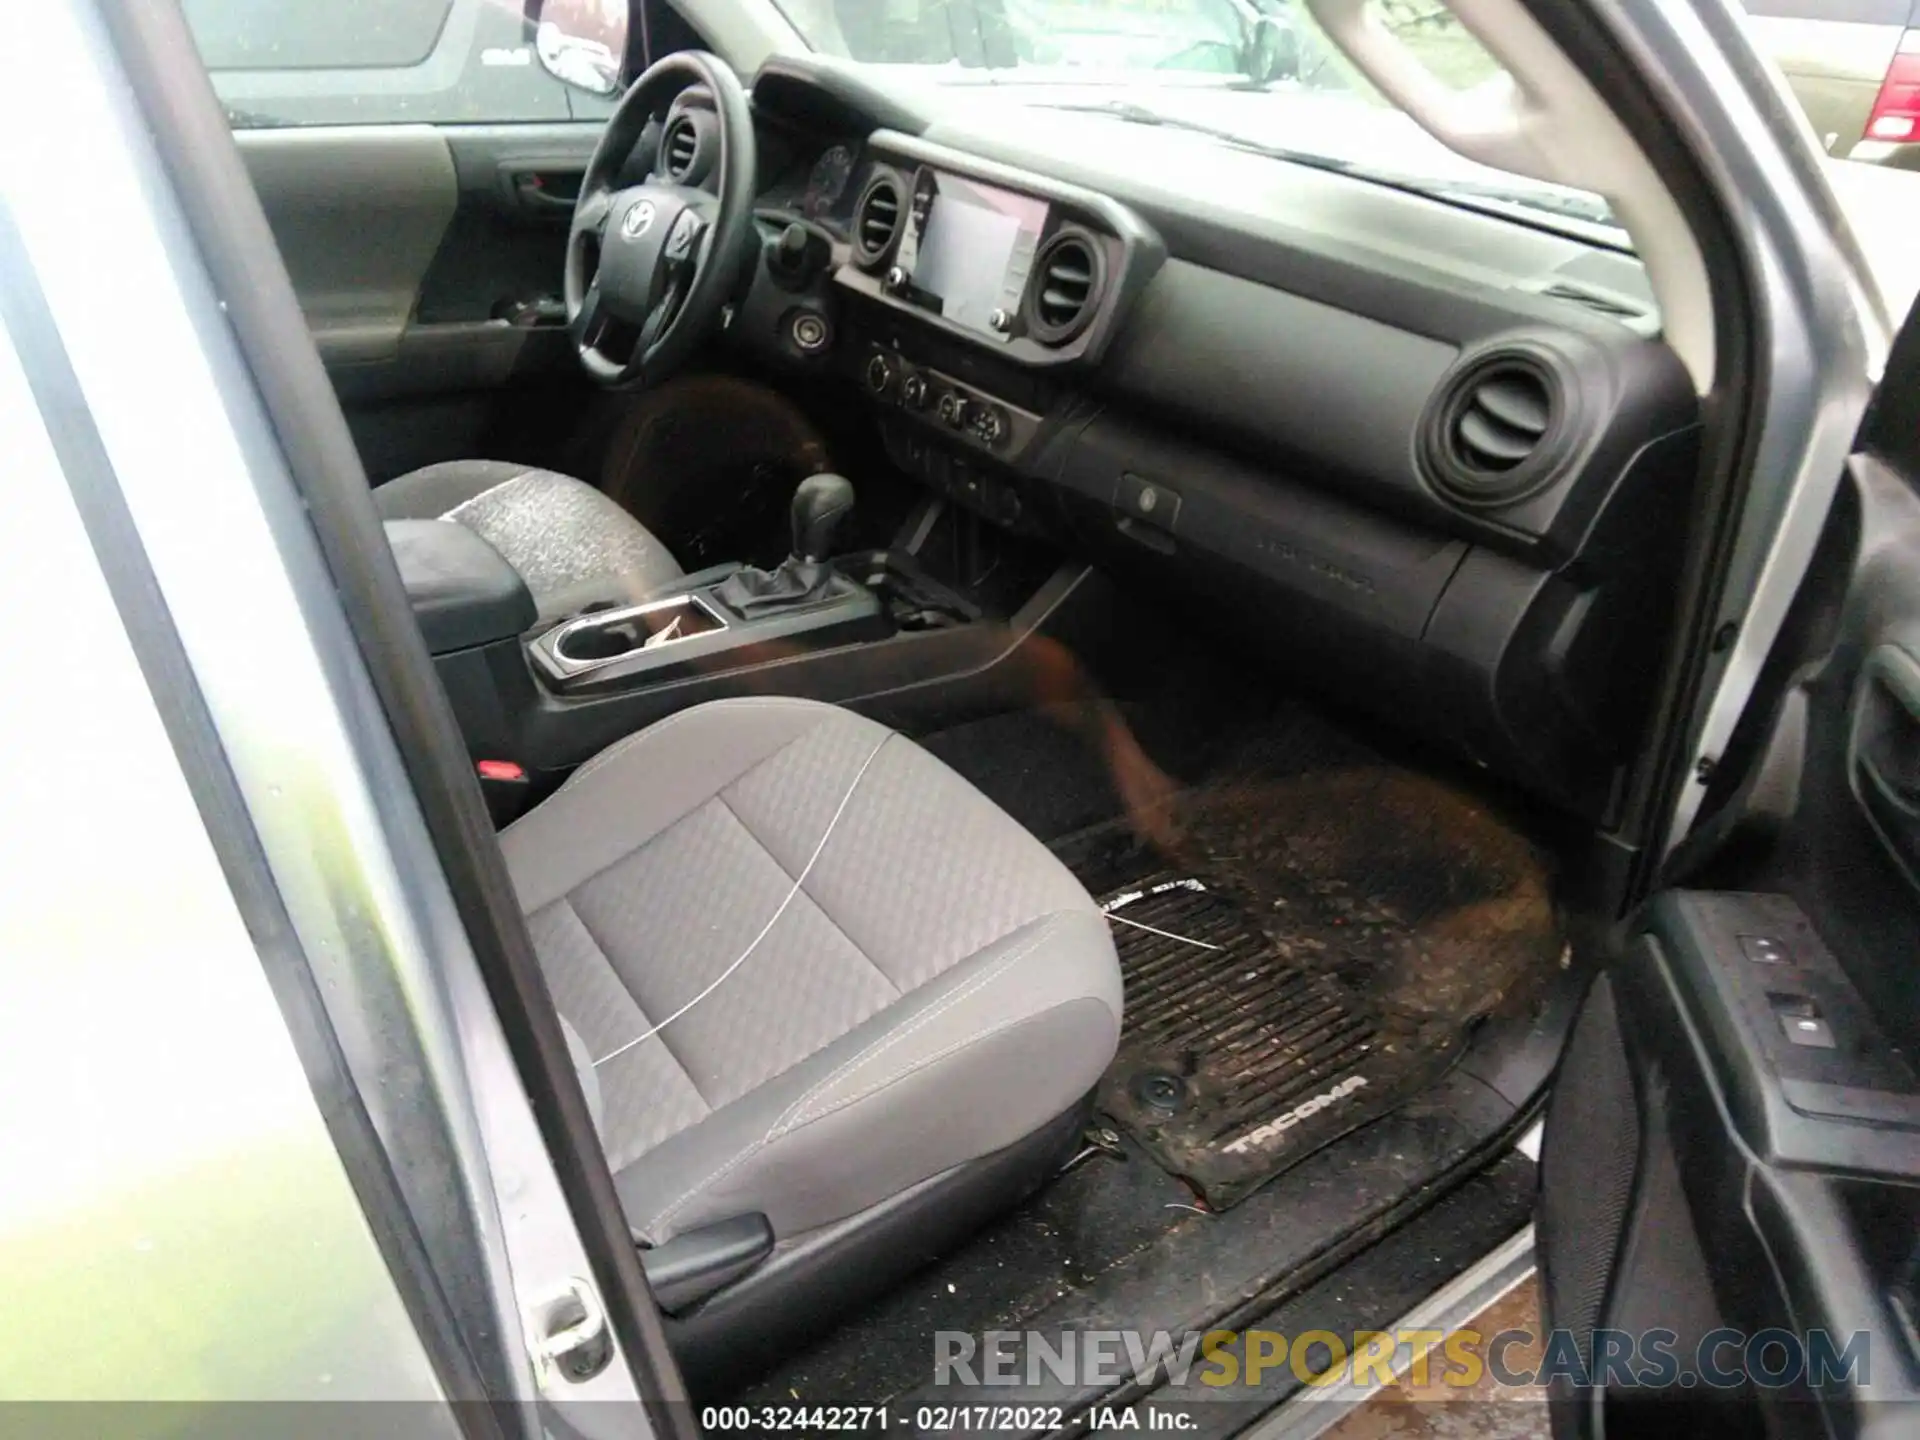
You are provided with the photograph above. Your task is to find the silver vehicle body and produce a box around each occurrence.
[0,0,1892,1422]
[0,1,650,1426]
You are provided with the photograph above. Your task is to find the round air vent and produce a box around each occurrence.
[852,173,903,269]
[1421,350,1570,508]
[662,115,700,182]
[1026,230,1102,345]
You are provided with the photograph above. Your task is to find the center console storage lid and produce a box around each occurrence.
[385,518,536,655]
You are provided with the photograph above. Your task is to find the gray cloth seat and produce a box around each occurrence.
[499,695,1124,1249]
[375,460,683,622]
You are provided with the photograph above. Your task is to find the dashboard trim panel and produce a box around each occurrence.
[733,61,1706,823]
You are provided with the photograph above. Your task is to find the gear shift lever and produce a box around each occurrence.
[792,473,856,563]
[713,474,858,618]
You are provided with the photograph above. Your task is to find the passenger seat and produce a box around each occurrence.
[500,696,1124,1389]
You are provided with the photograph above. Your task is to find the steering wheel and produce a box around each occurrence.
[565,52,757,389]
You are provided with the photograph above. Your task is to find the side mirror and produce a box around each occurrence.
[527,0,629,97]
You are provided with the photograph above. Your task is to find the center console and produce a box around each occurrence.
[387,474,1088,822]
[527,574,883,694]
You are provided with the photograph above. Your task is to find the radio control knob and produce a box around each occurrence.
[885,266,909,293]
[902,373,930,410]
[988,307,1013,333]
[865,353,895,395]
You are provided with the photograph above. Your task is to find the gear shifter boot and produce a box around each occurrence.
[712,473,858,618]
[713,555,839,617]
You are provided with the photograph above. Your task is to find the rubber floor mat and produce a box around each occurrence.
[1061,706,1563,1209]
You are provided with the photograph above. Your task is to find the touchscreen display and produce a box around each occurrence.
[903,169,1050,336]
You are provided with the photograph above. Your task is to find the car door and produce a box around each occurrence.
[1535,295,1920,1438]
[181,0,629,480]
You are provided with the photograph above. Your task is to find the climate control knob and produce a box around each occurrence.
[901,373,931,410]
[969,407,1009,447]
[865,353,895,395]
[936,391,971,429]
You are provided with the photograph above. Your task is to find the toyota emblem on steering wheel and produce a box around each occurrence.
[621,200,656,239]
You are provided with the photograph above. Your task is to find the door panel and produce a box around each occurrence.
[421,125,605,330]
[1543,890,1920,1439]
[239,122,599,382]
[239,127,458,367]
[185,0,626,478]
[237,122,605,479]
[1539,304,1920,1437]
[1854,640,1920,890]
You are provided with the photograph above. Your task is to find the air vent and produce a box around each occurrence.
[662,116,699,181]
[1456,367,1551,471]
[1027,231,1101,345]
[852,174,902,268]
[1539,280,1645,320]
[1421,351,1569,508]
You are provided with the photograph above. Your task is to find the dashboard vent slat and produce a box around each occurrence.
[1457,407,1542,467]
[1472,375,1550,437]
[853,175,902,268]
[1028,232,1101,345]
[663,116,699,181]
[1453,365,1552,475]
[1421,351,1569,508]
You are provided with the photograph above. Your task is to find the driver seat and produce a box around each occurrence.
[375,460,684,623]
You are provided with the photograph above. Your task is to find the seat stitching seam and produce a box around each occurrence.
[768,913,1070,1137]
[637,1125,775,1243]
[713,791,901,1001]
[786,998,1097,1132]
[775,913,1075,1132]
[513,713,835,896]
[551,700,800,797]
[558,796,725,926]
[513,696,850,819]
[558,895,709,1107]
[532,709,885,894]
[714,790,800,885]
[640,914,1076,1239]
[588,733,893,1069]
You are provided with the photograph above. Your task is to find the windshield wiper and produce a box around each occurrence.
[1029,99,1359,179]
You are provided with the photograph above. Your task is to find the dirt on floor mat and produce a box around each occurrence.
[1060,710,1564,1210]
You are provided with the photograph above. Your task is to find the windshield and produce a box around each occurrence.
[769,0,1621,240]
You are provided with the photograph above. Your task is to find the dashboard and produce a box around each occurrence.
[717,58,1703,823]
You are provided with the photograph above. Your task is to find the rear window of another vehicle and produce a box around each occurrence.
[182,0,454,71]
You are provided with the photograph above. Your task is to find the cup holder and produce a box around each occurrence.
[552,596,725,666]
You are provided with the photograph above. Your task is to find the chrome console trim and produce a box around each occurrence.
[542,592,731,677]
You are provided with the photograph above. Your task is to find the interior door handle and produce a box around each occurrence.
[512,174,578,211]
[1850,643,1920,889]
[499,165,584,218]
